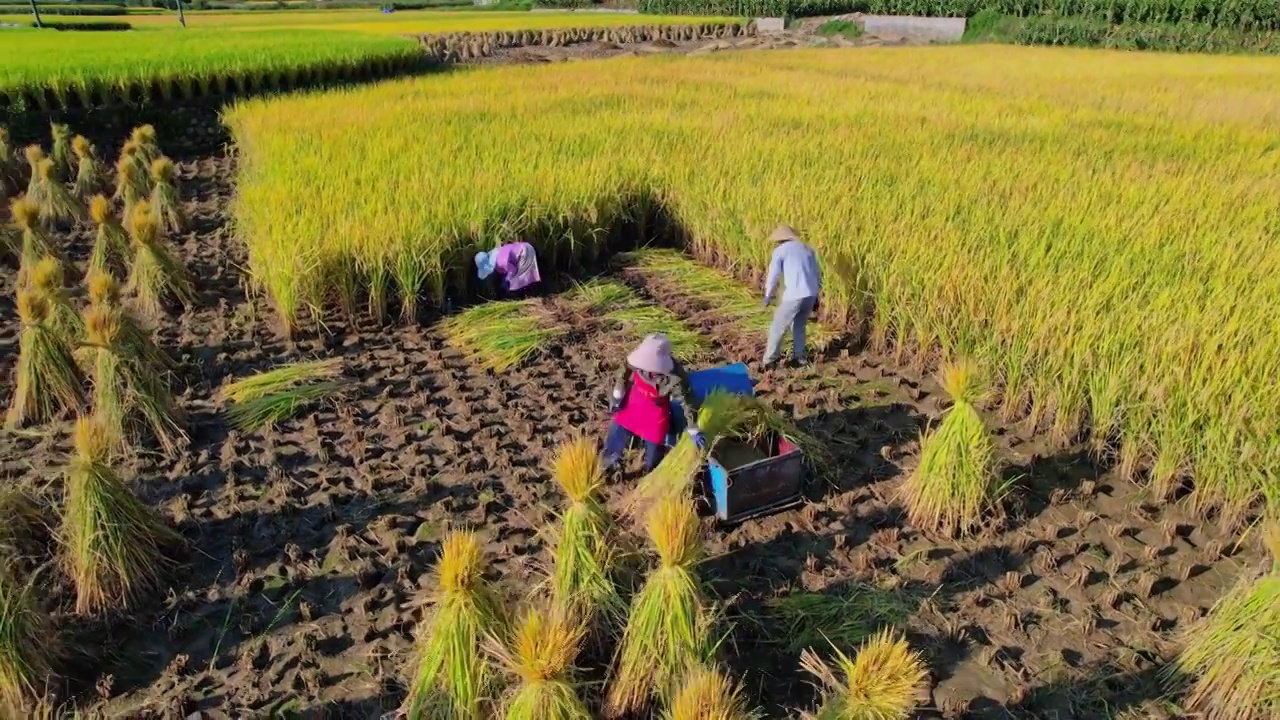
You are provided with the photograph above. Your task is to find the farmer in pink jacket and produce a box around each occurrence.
[475,242,541,298]
[603,333,706,473]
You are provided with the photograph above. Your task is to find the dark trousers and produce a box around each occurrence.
[602,420,668,472]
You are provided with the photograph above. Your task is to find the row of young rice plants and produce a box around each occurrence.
[225,45,1280,521]
[0,30,424,112]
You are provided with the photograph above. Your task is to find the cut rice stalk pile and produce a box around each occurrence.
[125,200,194,318]
[149,157,184,236]
[88,195,130,274]
[5,288,85,429]
[0,568,59,713]
[9,198,58,276]
[619,250,838,353]
[899,359,1001,537]
[606,494,713,717]
[30,255,84,341]
[1169,524,1280,720]
[441,300,567,373]
[219,358,347,432]
[49,123,74,180]
[549,435,624,625]
[765,580,922,655]
[405,530,507,720]
[71,136,105,201]
[61,416,179,614]
[31,158,84,227]
[85,268,173,375]
[113,142,150,212]
[800,629,928,720]
[485,605,591,720]
[566,278,709,360]
[664,664,758,720]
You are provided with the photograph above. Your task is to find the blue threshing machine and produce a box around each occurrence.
[667,363,807,525]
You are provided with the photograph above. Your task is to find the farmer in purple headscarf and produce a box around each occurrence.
[475,242,541,298]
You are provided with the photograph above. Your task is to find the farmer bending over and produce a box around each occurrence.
[761,224,821,369]
[603,333,707,473]
[475,241,541,299]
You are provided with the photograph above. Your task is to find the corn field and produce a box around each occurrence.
[226,46,1280,518]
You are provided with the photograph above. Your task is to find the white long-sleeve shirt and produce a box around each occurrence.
[764,240,821,303]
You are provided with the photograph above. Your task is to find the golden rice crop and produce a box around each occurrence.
[126,200,194,318]
[149,157,184,235]
[72,136,106,201]
[49,123,73,181]
[88,195,130,274]
[664,664,758,720]
[227,47,1280,520]
[899,359,1001,537]
[441,300,568,372]
[799,629,928,720]
[484,604,591,720]
[548,435,624,624]
[6,288,85,429]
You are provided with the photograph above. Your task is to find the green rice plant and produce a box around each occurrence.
[22,146,43,201]
[799,629,928,720]
[30,255,83,341]
[485,605,591,720]
[79,302,186,455]
[548,435,624,625]
[567,279,708,360]
[149,157,184,236]
[9,198,57,277]
[5,288,85,429]
[85,268,173,376]
[220,359,348,432]
[899,359,1000,537]
[405,530,507,720]
[61,415,179,614]
[88,195,129,274]
[125,200,194,318]
[0,568,59,713]
[606,494,713,717]
[30,159,83,228]
[440,300,568,373]
[49,124,73,181]
[71,136,106,201]
[620,250,838,353]
[764,581,924,655]
[663,664,758,720]
[1169,525,1279,720]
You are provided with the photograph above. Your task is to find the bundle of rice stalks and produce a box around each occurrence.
[625,391,759,520]
[899,359,1000,537]
[0,129,21,196]
[405,530,507,720]
[71,136,106,201]
[130,125,161,168]
[112,142,149,212]
[0,569,59,712]
[485,605,591,720]
[149,157,184,235]
[79,302,185,455]
[5,288,85,429]
[663,665,757,720]
[88,195,129,274]
[441,300,568,373]
[49,124,74,181]
[799,629,928,720]
[62,416,179,614]
[606,495,713,717]
[30,256,83,341]
[219,358,347,432]
[1169,525,1279,720]
[85,268,173,375]
[125,201,194,318]
[765,581,922,656]
[567,280,708,360]
[9,198,57,275]
[549,436,623,624]
[31,159,83,227]
[22,146,44,201]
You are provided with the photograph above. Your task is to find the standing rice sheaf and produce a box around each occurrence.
[900,359,1001,537]
[549,436,624,626]
[1169,524,1280,720]
[800,629,928,720]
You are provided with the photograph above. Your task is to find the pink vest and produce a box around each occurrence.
[613,371,671,445]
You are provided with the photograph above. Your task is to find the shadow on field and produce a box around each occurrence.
[969,663,1172,719]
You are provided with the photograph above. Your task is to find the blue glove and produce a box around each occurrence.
[687,427,707,450]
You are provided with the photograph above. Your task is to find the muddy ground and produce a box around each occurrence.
[0,146,1266,720]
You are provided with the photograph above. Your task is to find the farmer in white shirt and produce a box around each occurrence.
[761,224,821,369]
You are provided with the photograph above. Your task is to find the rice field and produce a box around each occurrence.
[227,46,1280,521]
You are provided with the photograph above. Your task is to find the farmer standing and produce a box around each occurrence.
[475,241,542,298]
[761,224,821,369]
[603,334,707,473]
